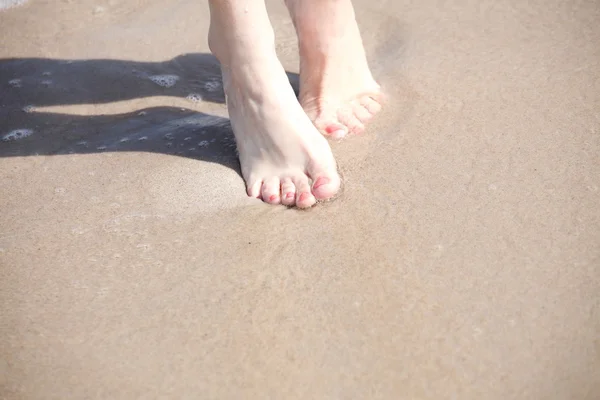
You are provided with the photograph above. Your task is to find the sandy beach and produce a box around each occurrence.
[1,0,599,398]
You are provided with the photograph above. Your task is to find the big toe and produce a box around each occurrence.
[322,122,348,139]
[310,169,341,201]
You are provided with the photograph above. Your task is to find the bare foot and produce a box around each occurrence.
[222,59,341,208]
[209,1,340,208]
[286,0,384,139]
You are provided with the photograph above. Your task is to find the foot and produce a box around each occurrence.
[224,60,340,208]
[286,0,384,139]
[208,7,340,208]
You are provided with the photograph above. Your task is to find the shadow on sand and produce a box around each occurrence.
[0,53,301,176]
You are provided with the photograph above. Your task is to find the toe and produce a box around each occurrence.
[310,168,341,201]
[247,180,263,199]
[281,177,296,206]
[337,108,365,134]
[261,177,281,205]
[323,123,348,139]
[314,114,347,139]
[361,96,383,115]
[294,175,316,209]
[352,102,373,124]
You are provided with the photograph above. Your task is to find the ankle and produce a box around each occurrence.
[209,30,277,67]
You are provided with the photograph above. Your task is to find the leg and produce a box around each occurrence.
[208,0,340,208]
[285,0,384,139]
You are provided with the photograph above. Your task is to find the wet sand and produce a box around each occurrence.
[1,0,599,398]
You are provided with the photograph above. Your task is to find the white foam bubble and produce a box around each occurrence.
[41,79,52,86]
[22,105,35,113]
[138,136,148,141]
[8,78,21,87]
[2,129,32,141]
[198,140,209,147]
[186,93,202,102]
[149,74,179,88]
[204,80,221,92]
[0,0,28,10]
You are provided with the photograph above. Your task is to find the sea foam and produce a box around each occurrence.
[0,0,29,11]
[149,75,179,88]
[2,129,33,141]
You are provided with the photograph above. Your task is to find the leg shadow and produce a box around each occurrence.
[0,53,300,176]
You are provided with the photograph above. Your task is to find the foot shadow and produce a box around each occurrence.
[0,53,300,176]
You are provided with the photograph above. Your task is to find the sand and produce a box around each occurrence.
[1,0,599,398]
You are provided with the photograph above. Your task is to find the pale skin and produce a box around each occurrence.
[208,0,383,208]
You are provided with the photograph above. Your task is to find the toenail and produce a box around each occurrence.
[325,124,346,136]
[286,192,295,199]
[313,177,329,189]
[269,195,278,202]
[299,193,311,202]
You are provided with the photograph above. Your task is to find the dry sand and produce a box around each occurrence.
[1,0,599,398]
